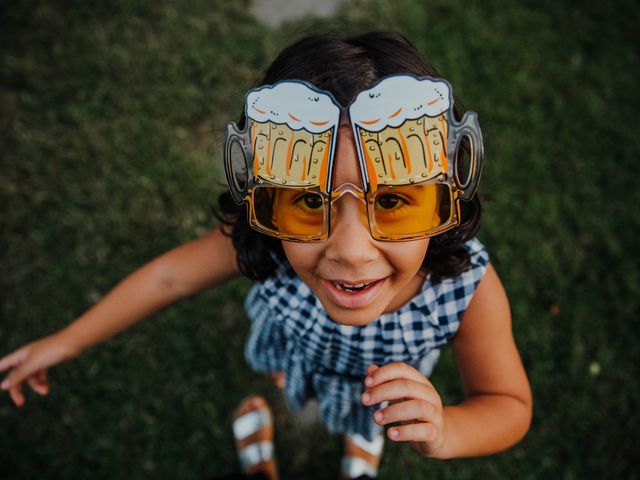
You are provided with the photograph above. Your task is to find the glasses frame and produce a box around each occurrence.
[224,74,483,242]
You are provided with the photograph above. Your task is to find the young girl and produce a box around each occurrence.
[0,31,531,479]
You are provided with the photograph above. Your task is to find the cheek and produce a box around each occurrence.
[281,242,322,277]
[387,239,429,275]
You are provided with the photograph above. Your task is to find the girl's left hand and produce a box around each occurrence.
[361,362,447,458]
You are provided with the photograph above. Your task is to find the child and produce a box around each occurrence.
[1,31,532,479]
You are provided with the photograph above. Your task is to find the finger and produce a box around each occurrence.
[374,399,440,427]
[26,372,49,396]
[34,369,50,394]
[37,369,49,386]
[9,383,25,408]
[364,362,433,389]
[3,363,36,391]
[362,378,438,407]
[388,422,438,443]
[366,364,379,375]
[0,349,28,374]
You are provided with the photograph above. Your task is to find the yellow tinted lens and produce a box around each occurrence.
[372,183,451,236]
[253,186,325,236]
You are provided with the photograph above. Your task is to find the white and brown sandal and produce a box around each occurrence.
[341,432,384,479]
[232,396,278,480]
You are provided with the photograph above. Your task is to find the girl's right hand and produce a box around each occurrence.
[0,332,78,407]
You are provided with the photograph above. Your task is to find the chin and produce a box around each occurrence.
[323,304,383,326]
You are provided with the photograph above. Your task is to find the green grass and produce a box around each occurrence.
[1,0,639,478]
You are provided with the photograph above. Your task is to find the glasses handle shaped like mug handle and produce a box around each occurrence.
[450,111,484,201]
[224,122,252,205]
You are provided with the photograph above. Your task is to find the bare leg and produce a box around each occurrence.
[266,371,285,389]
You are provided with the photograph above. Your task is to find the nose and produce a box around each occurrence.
[324,196,380,266]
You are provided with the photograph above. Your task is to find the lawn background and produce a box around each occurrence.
[1,0,639,478]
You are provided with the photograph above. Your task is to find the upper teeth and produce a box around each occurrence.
[333,281,372,290]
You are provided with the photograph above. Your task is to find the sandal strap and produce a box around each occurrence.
[238,441,274,470]
[348,433,384,457]
[233,409,272,441]
[341,455,378,478]
[342,433,384,478]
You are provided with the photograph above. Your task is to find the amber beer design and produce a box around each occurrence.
[245,82,341,192]
[349,76,453,189]
[250,122,334,190]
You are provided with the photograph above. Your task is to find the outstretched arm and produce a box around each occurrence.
[0,226,240,406]
[361,264,532,458]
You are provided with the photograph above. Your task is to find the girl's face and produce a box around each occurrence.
[282,124,430,326]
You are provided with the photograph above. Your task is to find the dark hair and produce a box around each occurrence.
[216,30,482,281]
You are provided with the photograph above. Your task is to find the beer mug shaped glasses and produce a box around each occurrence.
[224,75,483,242]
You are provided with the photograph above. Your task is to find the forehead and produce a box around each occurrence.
[332,124,363,187]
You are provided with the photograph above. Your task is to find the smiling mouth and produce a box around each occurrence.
[322,277,388,310]
[330,279,380,293]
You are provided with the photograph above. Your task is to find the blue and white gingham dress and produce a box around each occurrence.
[244,238,489,440]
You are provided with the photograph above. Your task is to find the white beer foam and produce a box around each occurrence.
[246,81,341,134]
[349,76,451,132]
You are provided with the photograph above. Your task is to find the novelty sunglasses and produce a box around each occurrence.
[224,74,483,242]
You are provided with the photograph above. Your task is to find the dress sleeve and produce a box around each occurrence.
[434,237,489,341]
